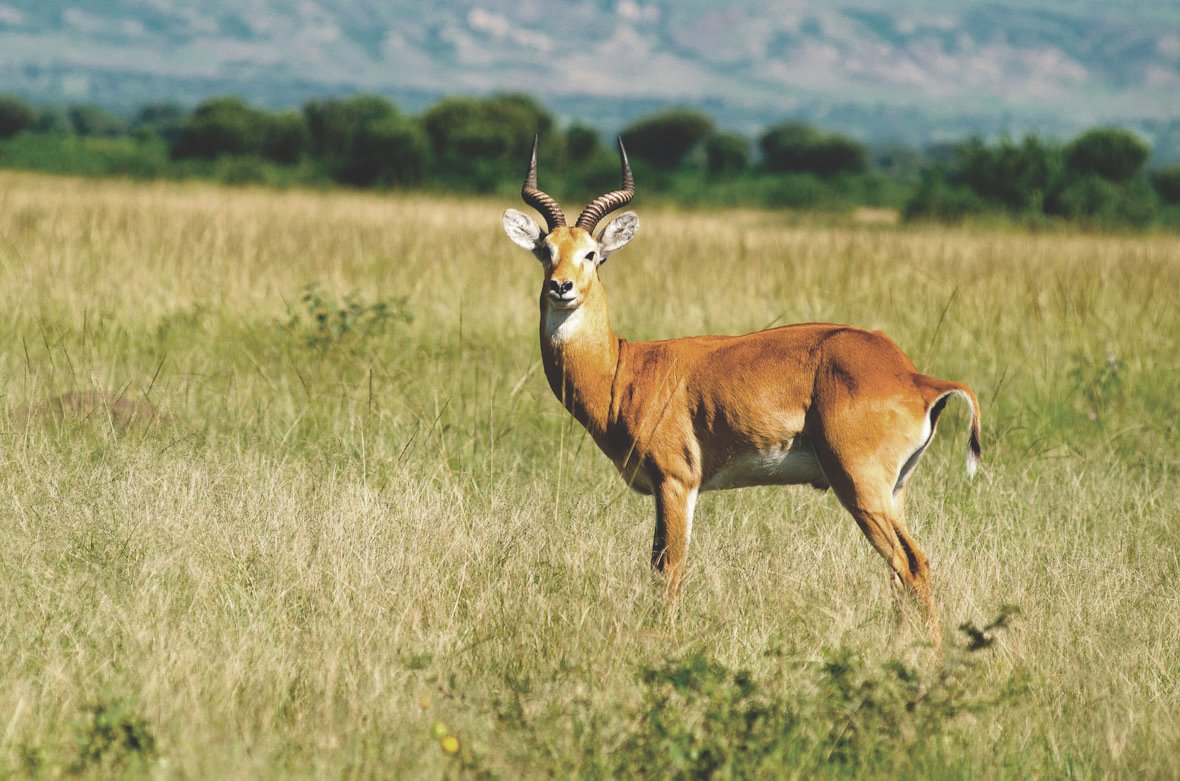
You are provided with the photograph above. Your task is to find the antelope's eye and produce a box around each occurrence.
[584,251,596,262]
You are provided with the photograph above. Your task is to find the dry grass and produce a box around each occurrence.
[1,171,1178,777]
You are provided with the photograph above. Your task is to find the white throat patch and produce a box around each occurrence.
[543,303,587,344]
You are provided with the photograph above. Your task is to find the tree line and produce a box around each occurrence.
[0,91,1177,228]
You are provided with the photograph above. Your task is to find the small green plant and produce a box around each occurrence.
[71,700,158,774]
[603,608,1024,778]
[283,283,410,353]
[1069,350,1123,421]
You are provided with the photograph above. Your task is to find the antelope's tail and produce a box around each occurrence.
[923,379,982,478]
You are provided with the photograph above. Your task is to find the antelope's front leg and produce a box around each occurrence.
[651,479,699,602]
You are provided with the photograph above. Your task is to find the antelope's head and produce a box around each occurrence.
[502,137,639,312]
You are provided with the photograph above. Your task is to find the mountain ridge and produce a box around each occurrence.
[1,1,1177,146]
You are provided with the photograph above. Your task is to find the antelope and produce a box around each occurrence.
[501,138,981,637]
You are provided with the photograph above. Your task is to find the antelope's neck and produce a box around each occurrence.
[539,286,620,434]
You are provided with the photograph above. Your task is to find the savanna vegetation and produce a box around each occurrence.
[0,171,1177,777]
[1,91,1179,229]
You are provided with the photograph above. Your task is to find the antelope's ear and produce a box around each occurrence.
[502,209,543,251]
[598,211,639,260]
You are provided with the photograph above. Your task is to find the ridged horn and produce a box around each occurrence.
[521,136,566,232]
[575,137,635,233]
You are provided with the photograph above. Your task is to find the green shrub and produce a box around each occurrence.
[904,169,989,222]
[1151,166,1180,203]
[548,609,1025,778]
[1045,173,1158,228]
[130,102,186,143]
[0,94,36,138]
[303,95,403,183]
[71,700,158,775]
[705,132,750,177]
[31,106,72,134]
[759,122,867,176]
[951,134,1060,212]
[68,104,127,137]
[1064,127,1150,182]
[421,93,554,188]
[262,111,311,164]
[622,108,715,171]
[173,96,271,160]
[282,284,412,354]
[351,116,430,186]
[566,124,602,163]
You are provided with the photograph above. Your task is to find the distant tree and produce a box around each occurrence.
[421,93,554,187]
[566,124,602,163]
[304,95,398,161]
[903,167,987,222]
[262,111,311,164]
[353,117,430,186]
[0,95,36,138]
[485,93,554,148]
[304,96,427,185]
[950,135,1059,212]
[68,104,127,137]
[1064,128,1149,182]
[173,97,271,159]
[1045,174,1157,227]
[1151,166,1180,203]
[872,144,927,181]
[131,102,186,143]
[704,132,750,176]
[621,108,714,170]
[421,97,497,161]
[759,122,866,176]
[31,107,71,134]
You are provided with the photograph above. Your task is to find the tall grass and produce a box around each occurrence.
[0,171,1177,777]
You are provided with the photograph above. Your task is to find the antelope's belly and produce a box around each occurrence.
[702,438,826,492]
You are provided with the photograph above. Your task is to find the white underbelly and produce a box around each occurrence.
[702,438,826,491]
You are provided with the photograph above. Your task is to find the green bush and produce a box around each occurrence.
[68,104,127,137]
[760,122,867,176]
[1151,166,1180,203]
[173,98,313,167]
[1064,127,1150,182]
[541,610,1024,778]
[1045,173,1158,228]
[0,94,36,138]
[622,108,715,171]
[903,168,989,222]
[130,102,186,143]
[282,283,412,354]
[303,96,427,186]
[173,96,271,160]
[951,134,1060,212]
[421,93,554,188]
[566,124,602,163]
[353,116,430,186]
[261,111,311,165]
[31,106,72,134]
[304,95,397,160]
[705,132,750,177]
[71,700,157,775]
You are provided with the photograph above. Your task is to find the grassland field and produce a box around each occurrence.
[0,171,1178,778]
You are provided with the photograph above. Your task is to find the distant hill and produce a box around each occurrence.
[2,1,1179,154]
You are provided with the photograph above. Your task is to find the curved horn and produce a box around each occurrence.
[575,137,635,233]
[521,136,566,232]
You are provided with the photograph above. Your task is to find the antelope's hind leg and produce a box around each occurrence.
[840,476,937,638]
[812,437,940,641]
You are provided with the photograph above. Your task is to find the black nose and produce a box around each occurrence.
[547,280,573,295]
